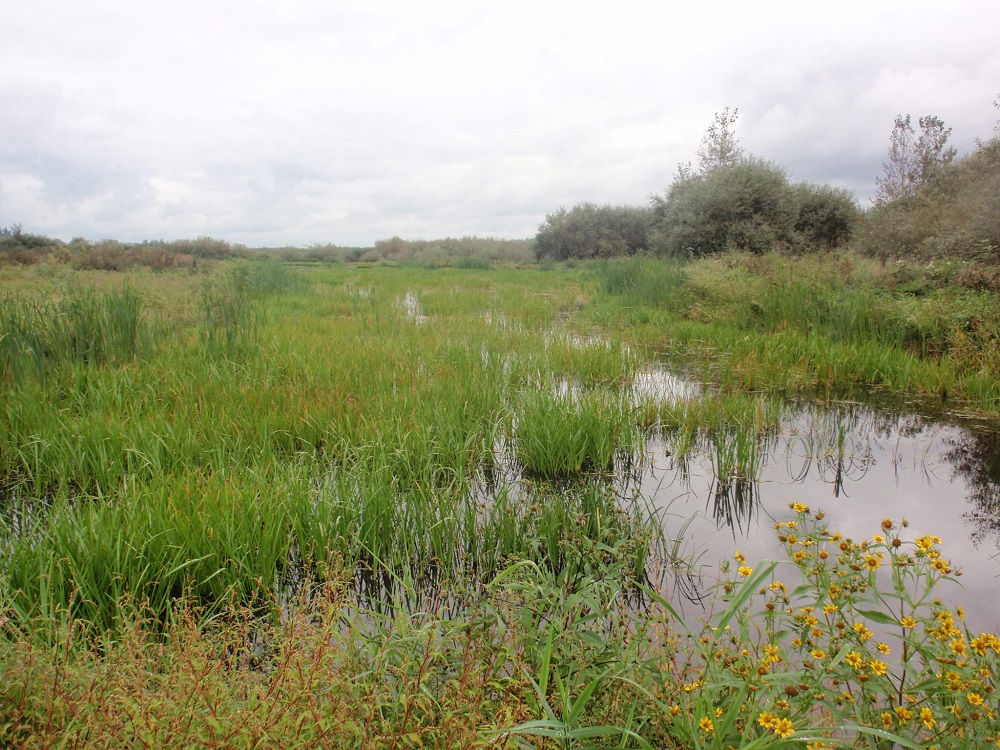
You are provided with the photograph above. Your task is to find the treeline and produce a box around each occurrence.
[0,229,535,271]
[0,231,253,270]
[535,102,1000,267]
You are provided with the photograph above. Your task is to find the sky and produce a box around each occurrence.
[2,0,999,248]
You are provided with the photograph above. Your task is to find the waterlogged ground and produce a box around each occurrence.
[2,261,998,633]
[475,354,1000,631]
[636,393,1000,632]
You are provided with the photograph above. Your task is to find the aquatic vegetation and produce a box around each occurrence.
[0,258,998,748]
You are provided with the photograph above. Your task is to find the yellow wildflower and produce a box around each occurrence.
[758,712,777,730]
[869,659,888,676]
[699,717,714,734]
[773,717,795,738]
[920,707,935,730]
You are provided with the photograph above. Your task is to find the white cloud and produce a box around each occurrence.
[3,0,999,244]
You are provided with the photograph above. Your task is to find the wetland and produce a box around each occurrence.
[2,254,999,748]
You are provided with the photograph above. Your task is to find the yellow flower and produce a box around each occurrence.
[869,659,889,676]
[881,712,894,729]
[873,534,885,543]
[791,502,810,513]
[845,651,864,669]
[738,565,753,577]
[811,649,827,659]
[916,535,942,551]
[854,623,873,642]
[894,706,913,723]
[758,712,777,730]
[968,693,985,706]
[900,616,917,629]
[877,642,891,655]
[699,717,714,734]
[920,707,935,730]
[773,717,795,738]
[823,604,837,614]
[669,705,681,716]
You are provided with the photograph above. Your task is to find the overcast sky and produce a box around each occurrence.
[2,0,999,247]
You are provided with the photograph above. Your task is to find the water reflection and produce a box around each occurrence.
[489,377,1000,627]
[946,429,1000,547]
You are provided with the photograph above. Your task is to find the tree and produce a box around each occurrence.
[651,157,798,256]
[875,114,957,205]
[534,203,653,261]
[696,107,744,173]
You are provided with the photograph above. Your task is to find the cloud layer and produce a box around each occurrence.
[2,0,999,246]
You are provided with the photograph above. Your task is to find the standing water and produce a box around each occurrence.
[635,388,1000,633]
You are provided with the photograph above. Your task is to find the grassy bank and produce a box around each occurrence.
[589,253,1000,416]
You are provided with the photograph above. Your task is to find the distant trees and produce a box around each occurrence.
[648,109,857,257]
[651,158,796,256]
[650,159,858,257]
[534,108,860,261]
[534,203,653,261]
[874,115,957,205]
[860,137,1000,263]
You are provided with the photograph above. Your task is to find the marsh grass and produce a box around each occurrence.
[592,253,1000,415]
[0,284,148,386]
[1,259,999,748]
[512,389,644,477]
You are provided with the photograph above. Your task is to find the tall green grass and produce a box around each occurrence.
[0,284,148,386]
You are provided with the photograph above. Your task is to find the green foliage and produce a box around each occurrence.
[512,389,642,477]
[535,203,653,261]
[3,511,997,749]
[860,139,1000,263]
[875,114,957,205]
[793,182,860,249]
[0,284,147,386]
[591,256,690,309]
[651,158,799,256]
[368,235,533,266]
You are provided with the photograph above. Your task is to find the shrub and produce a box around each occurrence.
[534,203,653,261]
[793,182,859,249]
[0,227,63,265]
[651,158,798,257]
[859,139,1000,262]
